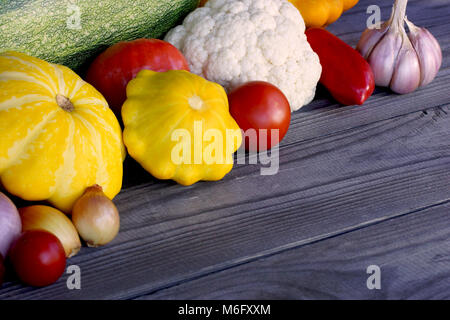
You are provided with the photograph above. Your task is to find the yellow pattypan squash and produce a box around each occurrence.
[122,70,242,186]
[289,0,359,28]
[0,52,125,212]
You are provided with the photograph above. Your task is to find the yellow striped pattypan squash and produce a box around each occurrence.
[0,51,125,212]
[288,0,359,28]
[122,70,242,186]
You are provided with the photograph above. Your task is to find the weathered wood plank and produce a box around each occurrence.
[1,103,448,299]
[140,201,450,300]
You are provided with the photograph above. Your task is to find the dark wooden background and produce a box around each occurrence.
[0,0,449,299]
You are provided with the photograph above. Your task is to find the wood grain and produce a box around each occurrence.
[0,0,449,300]
[140,201,450,300]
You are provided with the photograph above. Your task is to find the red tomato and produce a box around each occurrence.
[228,81,291,151]
[86,38,190,115]
[9,230,66,287]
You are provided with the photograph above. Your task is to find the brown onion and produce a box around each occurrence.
[72,185,120,247]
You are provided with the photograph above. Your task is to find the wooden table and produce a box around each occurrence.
[1,0,449,300]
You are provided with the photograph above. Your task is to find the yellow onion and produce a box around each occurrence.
[20,205,81,258]
[72,185,120,247]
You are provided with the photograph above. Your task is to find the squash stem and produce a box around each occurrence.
[56,94,75,112]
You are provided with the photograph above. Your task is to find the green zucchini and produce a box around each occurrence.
[0,0,199,71]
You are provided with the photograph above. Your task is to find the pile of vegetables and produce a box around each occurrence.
[166,0,322,111]
[0,190,119,287]
[0,0,442,288]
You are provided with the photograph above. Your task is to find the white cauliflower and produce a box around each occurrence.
[165,0,322,111]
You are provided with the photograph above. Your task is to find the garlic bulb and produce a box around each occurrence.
[357,0,442,94]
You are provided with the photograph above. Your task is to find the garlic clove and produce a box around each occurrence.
[405,18,442,87]
[407,19,443,65]
[356,25,389,60]
[390,38,420,94]
[424,29,443,67]
[368,31,402,87]
[416,38,440,87]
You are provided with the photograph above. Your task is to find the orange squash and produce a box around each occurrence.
[289,0,359,28]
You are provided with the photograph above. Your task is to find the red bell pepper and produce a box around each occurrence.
[306,28,375,105]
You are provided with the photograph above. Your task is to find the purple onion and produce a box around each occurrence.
[0,192,21,258]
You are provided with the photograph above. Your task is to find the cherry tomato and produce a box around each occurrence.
[0,254,5,286]
[86,38,190,115]
[228,81,291,151]
[9,230,66,287]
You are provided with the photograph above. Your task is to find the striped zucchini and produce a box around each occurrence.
[0,0,199,71]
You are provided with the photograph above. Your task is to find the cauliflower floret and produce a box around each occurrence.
[165,0,322,111]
